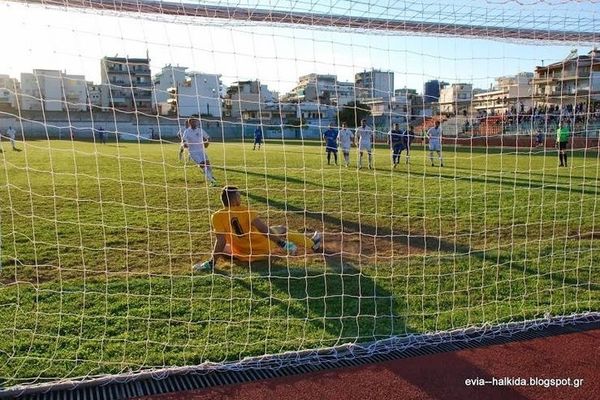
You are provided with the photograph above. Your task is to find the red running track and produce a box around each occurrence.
[136,329,599,400]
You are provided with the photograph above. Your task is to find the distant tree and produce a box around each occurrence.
[337,101,370,128]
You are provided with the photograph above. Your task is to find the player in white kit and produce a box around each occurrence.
[181,118,218,185]
[337,122,354,167]
[355,119,374,169]
[6,126,18,151]
[426,120,443,167]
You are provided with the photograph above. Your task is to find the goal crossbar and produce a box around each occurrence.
[8,0,600,44]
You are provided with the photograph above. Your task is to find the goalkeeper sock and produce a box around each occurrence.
[204,166,215,182]
[286,232,315,249]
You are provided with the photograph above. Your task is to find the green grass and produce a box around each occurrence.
[1,139,599,388]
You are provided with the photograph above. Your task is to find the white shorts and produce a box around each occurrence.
[341,147,351,153]
[429,140,442,152]
[359,143,372,152]
[190,151,209,164]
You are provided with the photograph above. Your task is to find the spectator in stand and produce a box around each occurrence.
[535,129,544,147]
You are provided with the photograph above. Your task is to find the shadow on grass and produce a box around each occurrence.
[454,163,600,182]
[214,166,340,191]
[214,253,409,347]
[245,192,596,295]
[245,192,471,255]
[417,168,599,197]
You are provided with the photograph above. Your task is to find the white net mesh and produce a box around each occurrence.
[0,0,599,391]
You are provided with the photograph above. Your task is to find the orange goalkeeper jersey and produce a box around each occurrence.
[211,206,273,261]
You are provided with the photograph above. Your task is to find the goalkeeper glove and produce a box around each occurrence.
[193,259,214,273]
[278,240,298,255]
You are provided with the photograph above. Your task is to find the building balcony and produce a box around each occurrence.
[534,71,592,82]
[558,74,592,81]
[106,66,123,72]
[65,94,85,102]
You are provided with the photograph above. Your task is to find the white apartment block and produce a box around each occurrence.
[439,83,473,115]
[473,72,534,114]
[19,69,87,112]
[362,95,410,127]
[224,80,275,120]
[332,82,356,106]
[0,74,19,109]
[100,57,153,112]
[283,74,355,106]
[176,72,222,117]
[284,73,337,103]
[153,65,187,108]
[86,82,103,110]
[533,48,600,106]
[355,69,395,100]
[153,66,222,117]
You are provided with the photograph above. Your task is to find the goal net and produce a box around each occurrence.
[0,0,599,392]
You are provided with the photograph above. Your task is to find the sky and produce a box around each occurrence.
[0,0,598,94]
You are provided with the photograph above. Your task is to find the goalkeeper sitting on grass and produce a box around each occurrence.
[194,186,322,272]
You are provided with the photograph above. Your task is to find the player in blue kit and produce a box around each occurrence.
[253,125,263,150]
[322,123,339,165]
[388,123,404,168]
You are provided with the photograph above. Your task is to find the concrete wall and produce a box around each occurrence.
[4,111,596,145]
[0,115,324,141]
[440,135,600,149]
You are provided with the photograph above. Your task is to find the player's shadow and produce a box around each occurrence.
[377,351,530,400]
[245,192,471,255]
[245,192,593,295]
[418,169,599,196]
[254,348,530,400]
[213,165,340,191]
[455,164,598,181]
[215,253,410,349]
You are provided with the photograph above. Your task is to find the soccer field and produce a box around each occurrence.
[0,139,599,387]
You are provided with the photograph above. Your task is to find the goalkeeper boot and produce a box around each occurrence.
[311,231,323,252]
[193,260,214,273]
